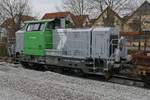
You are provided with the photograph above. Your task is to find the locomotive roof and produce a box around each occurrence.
[24,19,55,24]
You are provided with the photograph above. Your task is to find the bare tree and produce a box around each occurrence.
[92,0,145,16]
[63,0,94,15]
[0,0,31,32]
[63,0,132,17]
[90,0,129,13]
[0,0,32,55]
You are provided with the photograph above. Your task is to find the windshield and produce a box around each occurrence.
[26,23,45,32]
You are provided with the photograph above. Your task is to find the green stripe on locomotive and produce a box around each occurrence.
[23,19,54,56]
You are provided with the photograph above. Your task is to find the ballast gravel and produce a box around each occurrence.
[0,62,150,100]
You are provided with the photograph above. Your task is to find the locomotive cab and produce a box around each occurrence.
[23,20,54,56]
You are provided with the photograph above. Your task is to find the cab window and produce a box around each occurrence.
[46,21,55,30]
[26,23,45,31]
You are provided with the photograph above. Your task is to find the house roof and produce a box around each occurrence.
[92,6,123,26]
[123,15,130,22]
[21,15,35,21]
[120,32,141,36]
[42,12,72,19]
[123,1,150,22]
[89,19,97,26]
[1,15,34,28]
[42,11,89,28]
[101,7,122,20]
[0,18,12,28]
[71,15,89,28]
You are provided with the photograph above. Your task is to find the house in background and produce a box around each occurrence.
[71,15,90,28]
[122,1,150,48]
[92,7,123,31]
[0,15,34,44]
[42,12,90,28]
[123,1,150,33]
[91,1,150,49]
[42,12,73,28]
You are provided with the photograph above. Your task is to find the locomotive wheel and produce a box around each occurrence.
[57,69,63,74]
[55,68,63,74]
[34,64,47,71]
[74,69,85,77]
[104,72,112,80]
[21,62,29,68]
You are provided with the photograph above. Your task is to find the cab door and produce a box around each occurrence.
[24,22,45,56]
[44,21,55,49]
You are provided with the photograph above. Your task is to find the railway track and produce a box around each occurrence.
[87,74,145,89]
[19,62,148,89]
[109,76,144,88]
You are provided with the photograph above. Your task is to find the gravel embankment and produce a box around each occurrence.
[0,62,150,100]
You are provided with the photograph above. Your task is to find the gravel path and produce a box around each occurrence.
[0,62,150,100]
[0,85,43,100]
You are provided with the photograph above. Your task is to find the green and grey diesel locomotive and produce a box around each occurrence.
[15,19,150,87]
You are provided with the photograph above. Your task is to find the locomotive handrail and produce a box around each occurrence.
[105,38,119,69]
[109,39,119,58]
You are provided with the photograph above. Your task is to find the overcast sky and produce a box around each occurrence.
[30,0,150,18]
[30,0,63,18]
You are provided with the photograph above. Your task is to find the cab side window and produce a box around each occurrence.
[27,23,45,31]
[47,21,55,30]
